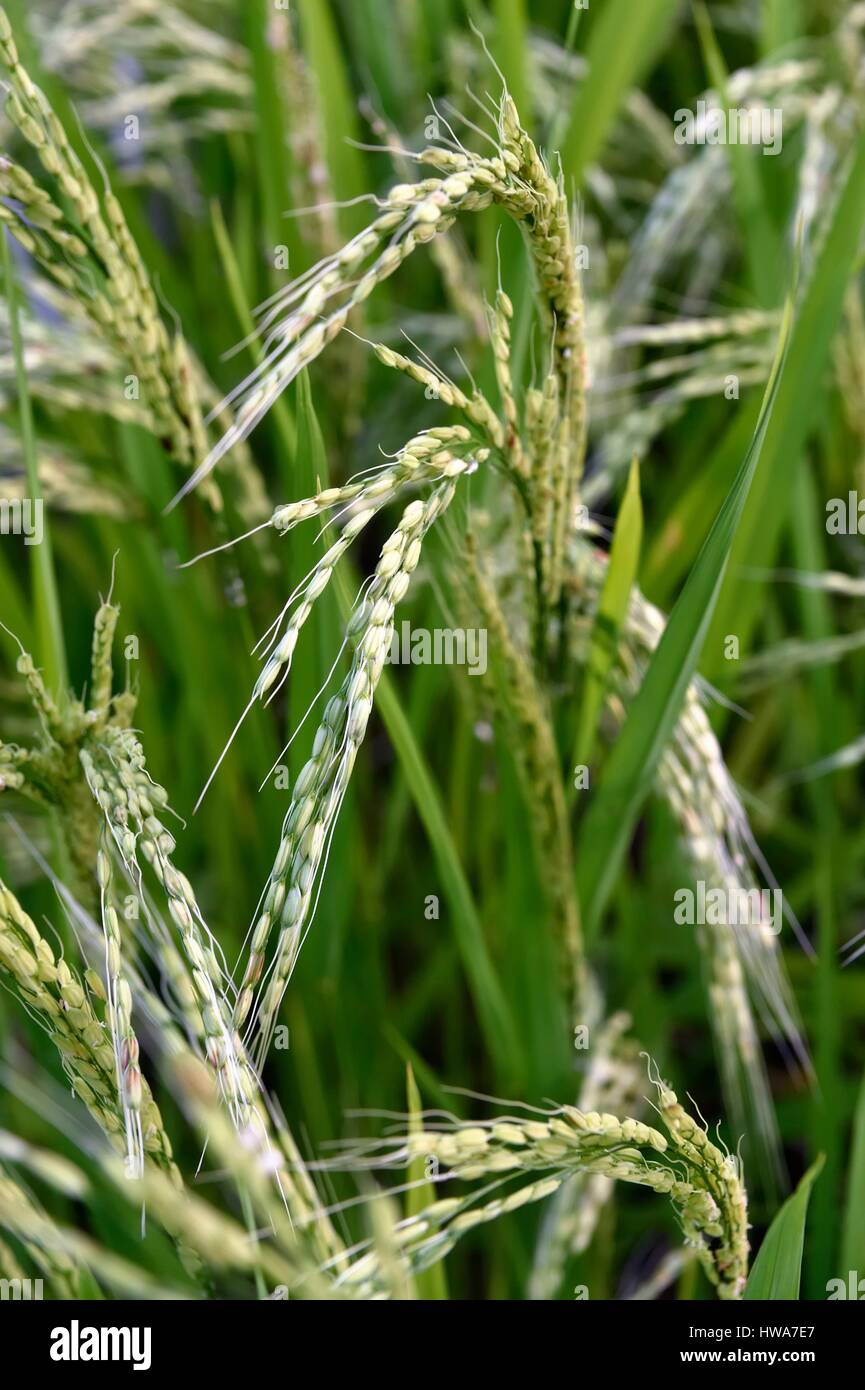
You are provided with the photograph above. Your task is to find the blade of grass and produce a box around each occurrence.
[295,0,368,238]
[788,464,842,1296]
[244,0,304,274]
[841,1062,865,1276]
[643,398,759,602]
[745,1156,824,1299]
[706,125,865,675]
[1,230,67,696]
[577,269,796,938]
[693,2,781,307]
[342,0,413,124]
[761,0,803,56]
[561,0,681,187]
[492,0,530,124]
[573,456,642,773]
[371,663,521,1083]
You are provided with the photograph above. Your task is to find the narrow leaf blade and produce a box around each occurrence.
[745,1157,824,1299]
[574,457,642,770]
[561,0,680,186]
[577,274,795,938]
[841,1065,865,1275]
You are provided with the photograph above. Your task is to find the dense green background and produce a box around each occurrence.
[1,0,864,1299]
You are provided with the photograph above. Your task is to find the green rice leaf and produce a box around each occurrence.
[573,457,642,771]
[761,0,803,55]
[693,2,780,307]
[562,0,680,185]
[841,1066,865,1275]
[1,230,67,695]
[745,1156,824,1299]
[577,269,796,939]
[706,122,865,673]
[295,0,368,237]
[244,0,301,268]
[373,669,522,1083]
[493,0,530,124]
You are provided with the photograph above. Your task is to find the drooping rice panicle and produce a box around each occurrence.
[0,597,349,1261]
[0,1167,81,1297]
[251,430,486,707]
[0,6,196,465]
[0,877,178,1178]
[168,1051,345,1284]
[321,1075,748,1300]
[81,736,259,1139]
[182,91,585,495]
[0,7,270,525]
[243,483,458,1061]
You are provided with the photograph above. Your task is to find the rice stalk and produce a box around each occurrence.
[182,90,585,495]
[464,530,586,1010]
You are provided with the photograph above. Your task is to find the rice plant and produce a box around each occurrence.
[0,0,864,1306]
